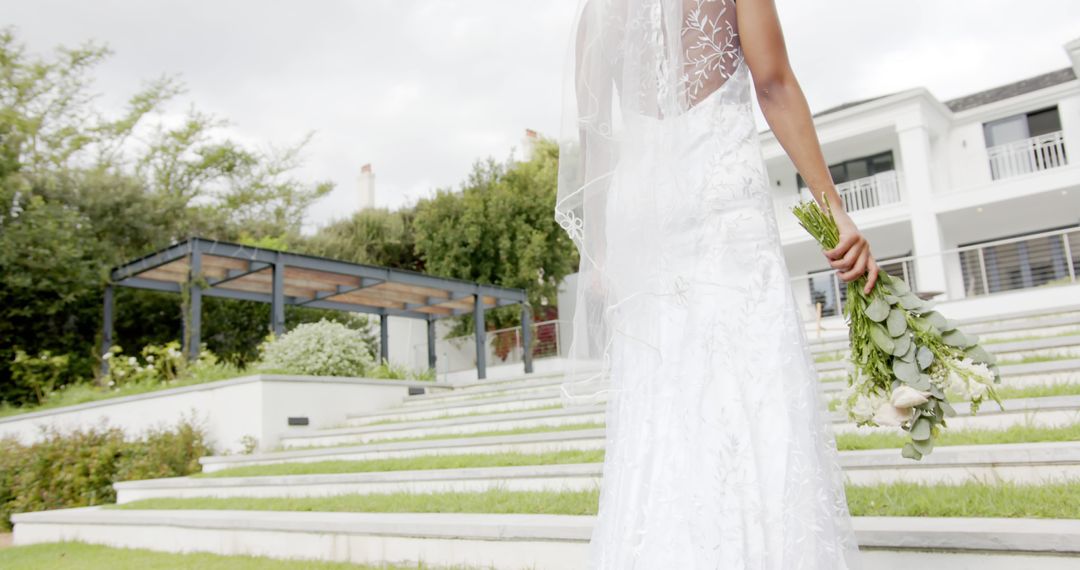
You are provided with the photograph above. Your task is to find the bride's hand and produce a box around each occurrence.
[823,213,880,295]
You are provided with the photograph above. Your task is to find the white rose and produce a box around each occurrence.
[873,403,913,427]
[891,386,931,408]
[969,381,989,400]
[851,394,876,423]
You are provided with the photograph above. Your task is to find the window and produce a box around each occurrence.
[983,106,1062,147]
[806,254,915,317]
[959,226,1079,296]
[797,150,894,190]
[983,106,1067,180]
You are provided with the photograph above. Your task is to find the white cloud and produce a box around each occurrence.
[5,0,1079,233]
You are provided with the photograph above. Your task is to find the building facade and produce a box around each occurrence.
[763,36,1080,323]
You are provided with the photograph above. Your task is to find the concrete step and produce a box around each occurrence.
[201,395,1080,472]
[200,428,608,473]
[345,391,569,426]
[400,368,612,410]
[805,306,1080,354]
[117,441,1080,503]
[337,359,1080,429]
[286,387,1080,452]
[13,508,1080,569]
[811,331,1080,364]
[400,375,570,408]
[820,358,1080,395]
[281,404,606,449]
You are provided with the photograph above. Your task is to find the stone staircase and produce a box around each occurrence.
[12,306,1080,569]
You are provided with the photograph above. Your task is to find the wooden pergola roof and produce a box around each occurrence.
[101,236,533,380]
[109,236,527,319]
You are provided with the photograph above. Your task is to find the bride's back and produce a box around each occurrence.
[577,0,744,120]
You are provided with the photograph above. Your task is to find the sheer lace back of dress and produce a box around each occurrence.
[680,0,742,109]
[604,0,743,119]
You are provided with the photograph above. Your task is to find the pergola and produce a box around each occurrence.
[102,236,534,380]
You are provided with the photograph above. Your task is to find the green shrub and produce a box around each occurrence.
[367,358,436,382]
[10,349,71,404]
[0,418,212,530]
[256,319,375,377]
[0,343,244,419]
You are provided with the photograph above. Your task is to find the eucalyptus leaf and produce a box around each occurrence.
[898,293,924,310]
[866,297,890,322]
[923,311,950,331]
[901,442,923,460]
[887,275,911,295]
[886,309,907,337]
[910,417,932,440]
[911,373,932,391]
[892,333,912,357]
[916,346,934,370]
[942,329,969,348]
[883,294,900,304]
[939,400,957,417]
[870,323,895,353]
[965,345,995,365]
[893,359,920,383]
[899,341,917,363]
[912,436,935,455]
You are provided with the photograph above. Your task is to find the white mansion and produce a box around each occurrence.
[765,36,1080,324]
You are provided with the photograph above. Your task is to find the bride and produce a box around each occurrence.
[554,0,876,568]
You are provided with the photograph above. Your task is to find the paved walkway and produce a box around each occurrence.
[0,532,12,549]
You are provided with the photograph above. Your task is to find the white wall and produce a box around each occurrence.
[0,375,440,454]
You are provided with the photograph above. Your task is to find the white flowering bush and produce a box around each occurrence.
[257,319,376,377]
[101,341,216,389]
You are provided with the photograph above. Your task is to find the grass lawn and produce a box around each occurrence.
[982,329,1080,345]
[828,382,1080,411]
[281,422,604,451]
[360,404,564,427]
[198,449,605,479]
[203,419,1080,480]
[110,481,1080,519]
[0,542,485,570]
[835,422,1080,450]
[995,352,1080,366]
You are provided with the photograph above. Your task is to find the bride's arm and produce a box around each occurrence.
[736,0,880,294]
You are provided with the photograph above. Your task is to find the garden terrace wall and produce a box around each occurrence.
[0,374,444,454]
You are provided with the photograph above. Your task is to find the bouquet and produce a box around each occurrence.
[792,197,1003,460]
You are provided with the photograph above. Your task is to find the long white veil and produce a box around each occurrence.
[554,0,743,406]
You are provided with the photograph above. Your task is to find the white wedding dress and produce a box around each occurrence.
[555,1,864,568]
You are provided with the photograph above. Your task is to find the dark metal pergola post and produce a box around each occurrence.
[100,284,114,376]
[521,302,534,374]
[473,293,486,380]
[426,315,437,371]
[379,313,389,364]
[271,253,285,336]
[186,244,203,361]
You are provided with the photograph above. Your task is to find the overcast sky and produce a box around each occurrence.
[5,0,1079,233]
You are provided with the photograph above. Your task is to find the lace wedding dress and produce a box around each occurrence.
[554,1,863,568]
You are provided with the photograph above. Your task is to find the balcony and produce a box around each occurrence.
[796,170,904,214]
[987,130,1068,181]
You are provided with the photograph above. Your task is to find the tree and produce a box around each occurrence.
[0,27,334,405]
[412,139,578,337]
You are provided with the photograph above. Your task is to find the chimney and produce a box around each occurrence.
[1067,36,1080,78]
[358,163,375,210]
[519,129,539,162]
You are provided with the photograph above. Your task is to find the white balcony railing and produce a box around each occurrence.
[797,170,903,214]
[793,225,1080,319]
[987,130,1068,180]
